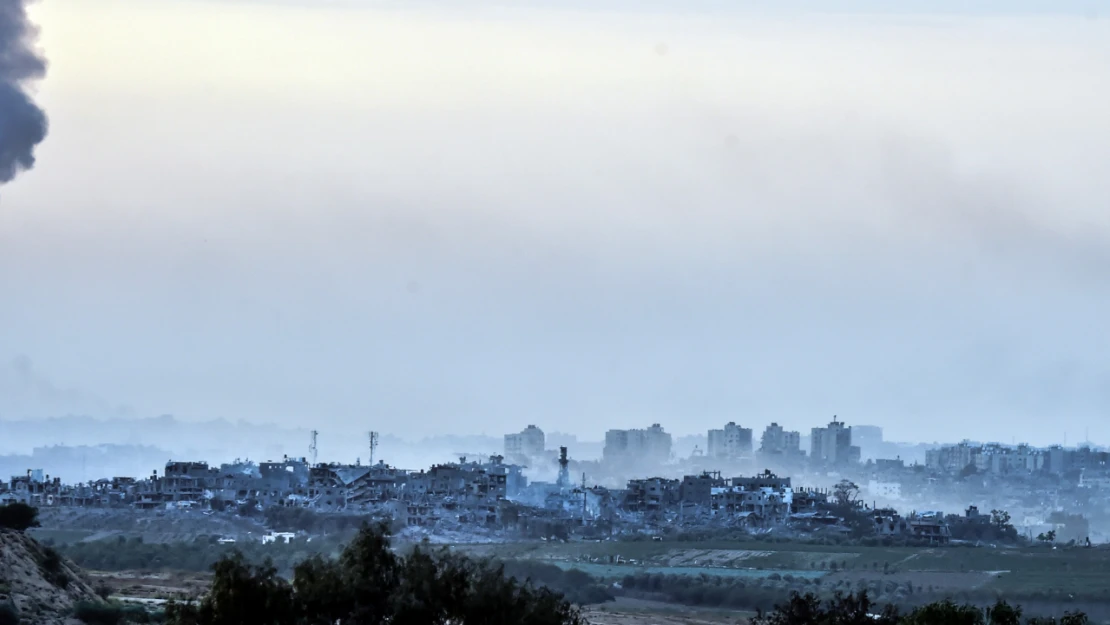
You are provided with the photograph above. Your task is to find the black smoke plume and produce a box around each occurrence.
[0,0,48,185]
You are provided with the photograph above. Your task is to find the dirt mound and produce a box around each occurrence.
[0,528,101,624]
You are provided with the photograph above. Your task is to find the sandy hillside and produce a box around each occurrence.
[0,528,101,625]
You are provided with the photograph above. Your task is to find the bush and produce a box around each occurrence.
[0,603,20,625]
[498,562,614,606]
[41,546,70,589]
[73,601,124,625]
[0,503,40,531]
[121,604,158,624]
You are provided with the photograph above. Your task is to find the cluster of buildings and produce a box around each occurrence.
[3,416,1108,544]
[504,417,861,481]
[602,424,673,468]
[500,420,1110,543]
[0,454,528,530]
[925,441,1110,479]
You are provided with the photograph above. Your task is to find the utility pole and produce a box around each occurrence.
[369,431,379,466]
[309,430,318,466]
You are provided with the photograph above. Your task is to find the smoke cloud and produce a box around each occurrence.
[0,0,48,185]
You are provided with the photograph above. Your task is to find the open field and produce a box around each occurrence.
[583,597,751,624]
[68,537,1110,624]
[32,507,266,545]
[454,539,1110,597]
[46,527,1110,622]
[86,570,211,603]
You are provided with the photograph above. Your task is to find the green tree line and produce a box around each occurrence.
[163,523,583,625]
[754,591,1089,625]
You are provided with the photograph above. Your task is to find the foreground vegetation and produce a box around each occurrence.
[42,524,1107,625]
[613,570,1110,620]
[0,502,40,532]
[55,532,1110,619]
[162,523,582,625]
[752,591,1090,625]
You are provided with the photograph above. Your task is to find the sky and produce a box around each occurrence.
[1,0,1109,445]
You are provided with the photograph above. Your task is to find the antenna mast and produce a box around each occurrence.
[309,430,318,466]
[369,431,379,465]
[581,472,588,523]
[557,446,570,489]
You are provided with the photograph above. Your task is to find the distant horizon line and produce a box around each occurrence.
[0,413,1102,450]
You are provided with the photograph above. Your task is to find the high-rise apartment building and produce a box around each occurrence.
[707,422,754,460]
[760,422,802,456]
[810,417,860,466]
[603,423,672,465]
[504,425,545,460]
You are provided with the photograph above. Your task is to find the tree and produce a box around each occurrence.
[752,591,899,625]
[990,509,1011,530]
[167,553,294,625]
[902,599,984,625]
[1061,612,1091,625]
[988,509,1019,542]
[985,599,1022,625]
[833,480,860,508]
[165,523,583,625]
[0,502,40,531]
[1028,613,1090,625]
[755,594,1081,625]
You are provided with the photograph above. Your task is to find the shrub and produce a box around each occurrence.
[121,604,156,624]
[41,546,70,589]
[72,601,124,625]
[0,603,20,625]
[0,503,40,531]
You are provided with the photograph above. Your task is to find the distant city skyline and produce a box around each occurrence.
[0,411,1104,455]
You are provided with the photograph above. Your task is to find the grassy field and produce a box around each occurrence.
[60,536,1110,623]
[454,539,1110,597]
[86,570,211,603]
[583,597,754,625]
[29,528,98,544]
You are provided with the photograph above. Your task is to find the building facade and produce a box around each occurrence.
[603,423,672,466]
[504,425,546,461]
[760,423,802,456]
[707,422,754,460]
[810,417,860,467]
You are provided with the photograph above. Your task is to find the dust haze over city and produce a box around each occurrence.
[2,1,1110,623]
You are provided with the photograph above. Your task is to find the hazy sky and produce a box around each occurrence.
[1,0,1109,444]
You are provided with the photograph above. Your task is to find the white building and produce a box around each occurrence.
[262,531,297,544]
